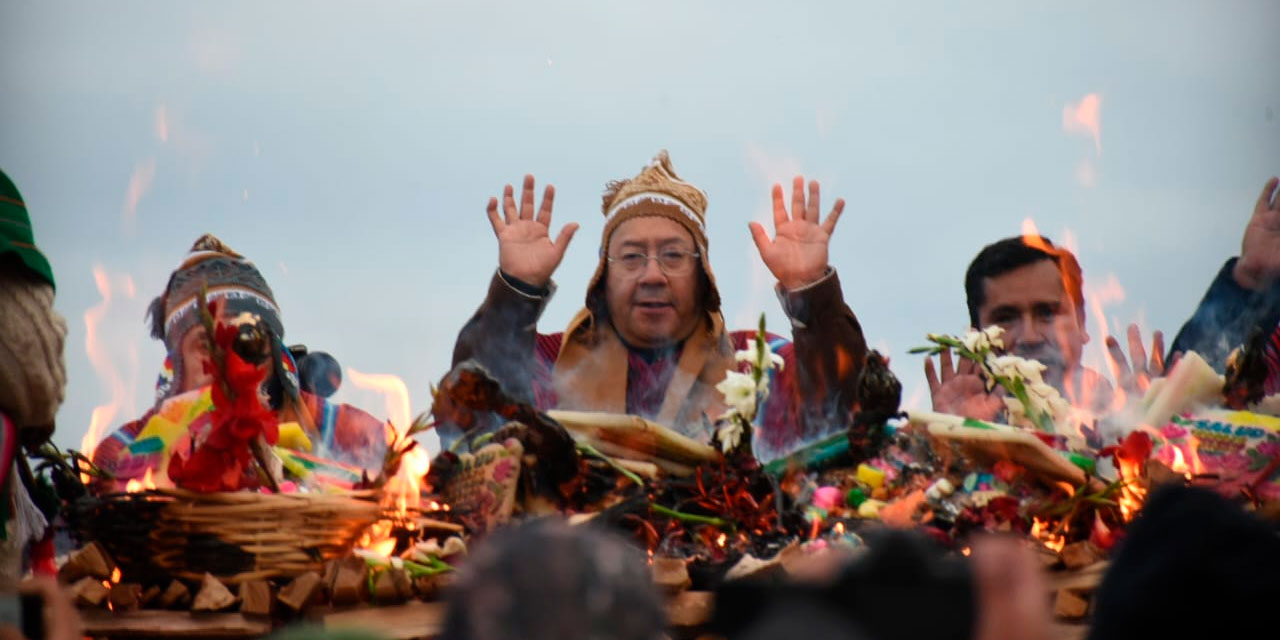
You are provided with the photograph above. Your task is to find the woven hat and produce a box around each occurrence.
[586,150,720,312]
[147,234,282,398]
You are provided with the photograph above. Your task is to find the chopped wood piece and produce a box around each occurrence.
[1054,589,1090,619]
[1046,561,1109,593]
[109,583,143,611]
[391,569,414,600]
[322,559,341,599]
[157,580,191,609]
[192,573,237,612]
[1060,542,1102,571]
[330,558,369,606]
[278,572,323,612]
[238,580,274,617]
[651,556,691,594]
[59,541,117,583]
[139,585,163,608]
[69,576,111,608]
[413,573,453,601]
[667,591,715,629]
[372,570,406,604]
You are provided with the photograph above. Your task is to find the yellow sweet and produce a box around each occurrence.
[276,422,313,452]
[857,499,887,518]
[856,463,886,490]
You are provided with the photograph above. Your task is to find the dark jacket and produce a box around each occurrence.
[1168,258,1280,370]
[450,269,869,460]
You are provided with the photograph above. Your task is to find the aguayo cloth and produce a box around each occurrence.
[91,385,386,491]
[451,269,867,461]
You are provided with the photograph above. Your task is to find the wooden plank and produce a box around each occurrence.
[80,610,271,638]
[321,601,446,640]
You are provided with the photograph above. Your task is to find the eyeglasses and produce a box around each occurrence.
[606,250,701,277]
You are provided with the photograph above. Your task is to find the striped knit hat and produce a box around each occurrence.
[586,150,720,311]
[0,169,55,289]
[147,234,282,398]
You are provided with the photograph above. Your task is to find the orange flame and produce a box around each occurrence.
[1030,517,1066,553]
[110,568,121,584]
[833,522,845,535]
[126,468,157,493]
[347,368,411,433]
[716,532,727,548]
[123,159,156,225]
[154,104,169,143]
[1062,93,1102,156]
[348,370,431,557]
[83,266,139,478]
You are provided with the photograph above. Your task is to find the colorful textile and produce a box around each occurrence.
[91,388,385,491]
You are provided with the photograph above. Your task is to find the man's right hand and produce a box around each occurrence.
[1233,176,1280,291]
[486,174,579,288]
[924,348,1004,421]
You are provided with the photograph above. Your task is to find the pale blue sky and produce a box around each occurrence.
[3,0,1278,454]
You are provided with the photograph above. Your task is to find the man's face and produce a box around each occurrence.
[605,216,704,349]
[178,324,214,392]
[976,259,1088,387]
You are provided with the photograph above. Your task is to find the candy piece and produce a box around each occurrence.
[856,464,885,489]
[925,478,955,502]
[812,486,843,510]
[845,487,868,508]
[857,499,886,518]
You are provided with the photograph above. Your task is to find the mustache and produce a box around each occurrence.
[1011,343,1065,367]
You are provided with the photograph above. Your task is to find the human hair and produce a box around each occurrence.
[964,235,1085,328]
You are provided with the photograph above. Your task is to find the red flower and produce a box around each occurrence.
[1099,430,1153,465]
[168,314,279,492]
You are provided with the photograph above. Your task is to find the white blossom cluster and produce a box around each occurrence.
[714,339,784,453]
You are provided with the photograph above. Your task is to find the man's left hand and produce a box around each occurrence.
[750,176,845,290]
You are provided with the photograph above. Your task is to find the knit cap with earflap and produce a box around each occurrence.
[147,234,284,400]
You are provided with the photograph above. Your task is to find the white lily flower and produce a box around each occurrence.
[716,370,759,419]
[734,345,785,372]
[961,326,1006,353]
[717,420,744,453]
[988,355,1046,385]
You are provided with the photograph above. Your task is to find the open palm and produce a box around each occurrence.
[749,176,845,290]
[1236,176,1280,290]
[485,174,579,287]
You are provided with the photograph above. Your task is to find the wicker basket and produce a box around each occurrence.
[75,488,382,584]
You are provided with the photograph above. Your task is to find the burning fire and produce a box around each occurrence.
[82,266,139,479]
[1062,93,1102,156]
[125,468,157,493]
[348,370,432,556]
[347,368,411,432]
[1030,517,1066,553]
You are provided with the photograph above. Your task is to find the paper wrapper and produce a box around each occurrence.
[443,438,524,532]
[1156,410,1280,501]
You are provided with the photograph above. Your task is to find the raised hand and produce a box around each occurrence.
[1234,176,1280,290]
[485,174,579,288]
[925,348,1005,421]
[1105,323,1165,395]
[749,176,844,290]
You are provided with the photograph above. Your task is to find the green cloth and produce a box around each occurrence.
[0,169,55,289]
